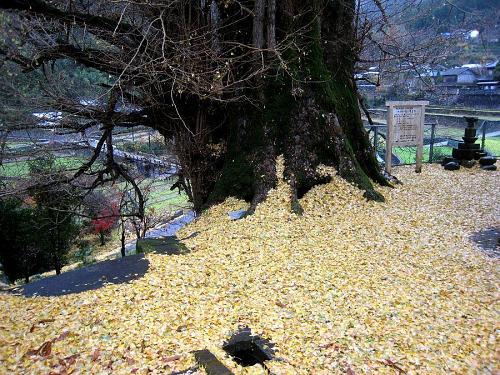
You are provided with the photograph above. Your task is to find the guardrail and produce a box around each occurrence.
[365,119,499,166]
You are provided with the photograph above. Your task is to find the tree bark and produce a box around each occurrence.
[253,0,265,49]
[120,220,126,257]
[205,0,388,212]
[267,0,277,49]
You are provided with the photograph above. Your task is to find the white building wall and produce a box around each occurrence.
[457,72,477,84]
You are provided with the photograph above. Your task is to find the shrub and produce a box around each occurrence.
[74,241,96,266]
[91,203,119,245]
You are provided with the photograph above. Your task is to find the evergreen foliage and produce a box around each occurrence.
[0,157,82,283]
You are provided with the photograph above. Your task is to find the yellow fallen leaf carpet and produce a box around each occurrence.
[0,163,499,374]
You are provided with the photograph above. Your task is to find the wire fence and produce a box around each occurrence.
[366,120,500,166]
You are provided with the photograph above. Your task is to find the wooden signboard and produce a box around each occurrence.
[385,101,429,174]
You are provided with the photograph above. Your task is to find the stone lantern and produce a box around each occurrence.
[443,116,497,170]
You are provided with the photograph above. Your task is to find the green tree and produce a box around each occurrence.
[0,198,49,283]
[28,157,81,275]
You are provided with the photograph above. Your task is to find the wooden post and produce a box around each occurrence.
[385,107,394,174]
[415,106,425,173]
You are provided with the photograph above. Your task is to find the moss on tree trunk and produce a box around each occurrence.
[204,1,387,212]
[171,0,389,213]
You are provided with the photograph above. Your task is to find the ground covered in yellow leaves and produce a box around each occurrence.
[0,162,499,374]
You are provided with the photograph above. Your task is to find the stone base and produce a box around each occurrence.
[444,161,460,171]
[441,157,458,166]
[474,151,487,160]
[479,156,497,166]
[461,160,476,168]
[458,142,480,150]
[452,148,474,160]
[481,165,497,171]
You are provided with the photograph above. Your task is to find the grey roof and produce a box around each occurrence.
[485,61,498,69]
[441,67,477,76]
[477,81,499,85]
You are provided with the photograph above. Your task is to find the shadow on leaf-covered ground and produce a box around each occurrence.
[470,227,500,258]
[12,254,150,297]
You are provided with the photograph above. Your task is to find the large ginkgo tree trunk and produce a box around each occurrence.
[206,0,389,212]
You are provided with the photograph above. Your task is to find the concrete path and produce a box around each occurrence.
[92,211,197,260]
[145,211,196,238]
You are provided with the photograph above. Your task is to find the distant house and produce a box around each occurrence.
[355,69,380,101]
[408,68,444,92]
[440,67,478,86]
[476,61,499,91]
[395,61,499,107]
[354,70,380,85]
[477,81,499,91]
[439,62,499,88]
[485,60,498,78]
[435,62,500,106]
[437,67,481,98]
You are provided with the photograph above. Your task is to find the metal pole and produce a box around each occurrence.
[481,121,487,150]
[429,122,436,163]
[373,126,379,156]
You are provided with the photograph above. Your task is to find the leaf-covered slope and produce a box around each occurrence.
[0,163,498,374]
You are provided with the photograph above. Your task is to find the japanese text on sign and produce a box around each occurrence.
[392,106,422,146]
